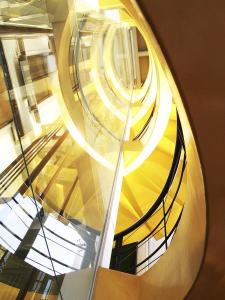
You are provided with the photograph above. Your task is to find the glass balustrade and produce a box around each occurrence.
[0,0,51,28]
[0,1,134,298]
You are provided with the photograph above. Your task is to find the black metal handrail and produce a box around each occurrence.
[136,207,183,270]
[117,155,186,273]
[111,114,186,274]
[115,205,184,275]
[114,113,184,241]
[132,101,156,141]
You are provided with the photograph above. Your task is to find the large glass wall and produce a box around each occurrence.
[0,1,133,299]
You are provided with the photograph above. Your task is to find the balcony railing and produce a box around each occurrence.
[111,114,186,274]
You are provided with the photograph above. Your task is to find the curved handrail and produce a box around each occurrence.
[132,101,156,141]
[70,13,160,147]
[114,113,185,241]
[113,150,186,272]
[70,14,126,141]
[138,150,186,246]
[135,207,183,273]
[111,115,186,274]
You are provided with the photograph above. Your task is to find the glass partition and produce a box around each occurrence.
[0,1,134,299]
[0,0,51,28]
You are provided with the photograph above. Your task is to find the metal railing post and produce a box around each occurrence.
[163,198,168,250]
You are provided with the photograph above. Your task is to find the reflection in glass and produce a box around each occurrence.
[0,0,145,299]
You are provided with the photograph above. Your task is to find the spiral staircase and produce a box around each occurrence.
[0,0,223,300]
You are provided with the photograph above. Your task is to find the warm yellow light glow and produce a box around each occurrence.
[74,0,99,12]
[131,57,157,125]
[104,9,121,22]
[124,65,173,175]
[103,25,153,106]
[57,8,173,177]
[66,119,114,169]
[38,96,61,125]
[91,69,127,122]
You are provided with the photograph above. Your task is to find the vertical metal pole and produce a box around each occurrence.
[115,237,123,270]
[162,199,168,250]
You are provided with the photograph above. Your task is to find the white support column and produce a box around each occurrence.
[97,155,124,268]
[97,91,132,268]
